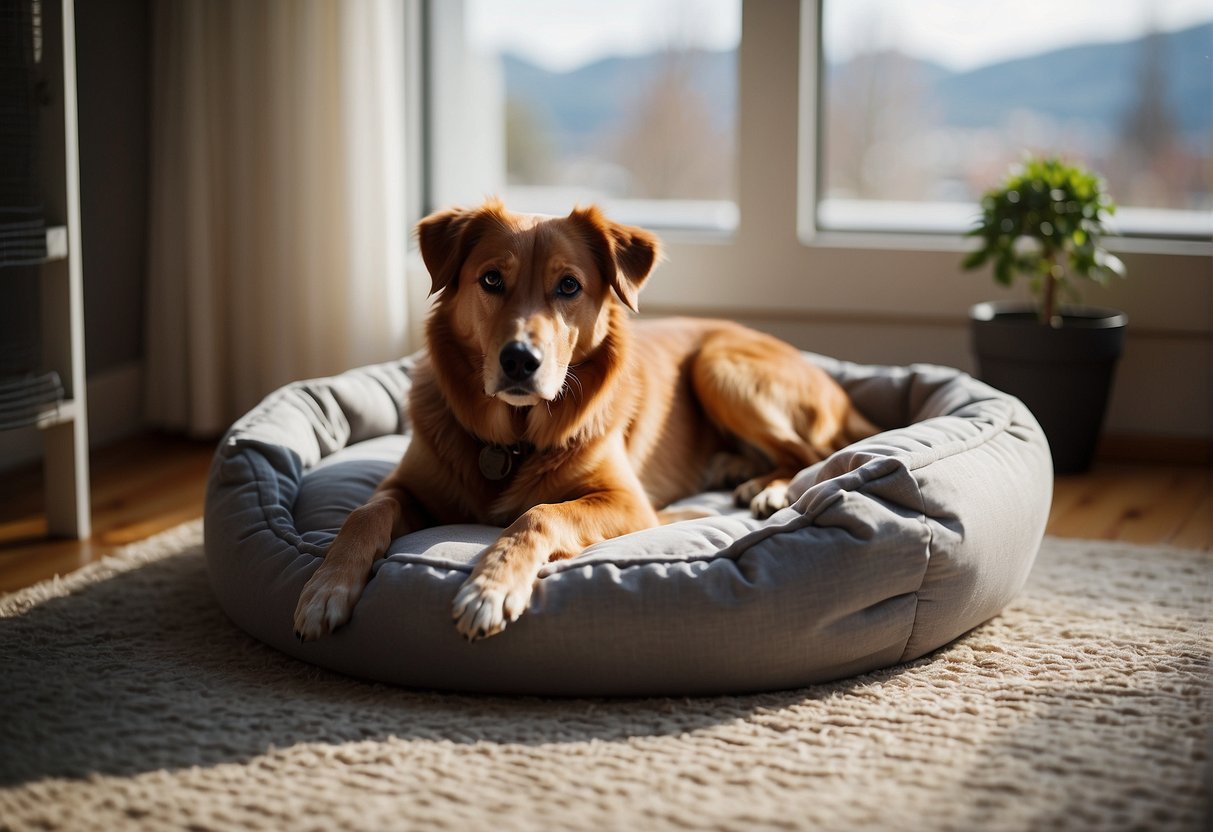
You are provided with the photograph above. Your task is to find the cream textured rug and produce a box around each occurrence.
[1,520,1208,831]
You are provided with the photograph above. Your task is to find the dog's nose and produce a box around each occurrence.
[499,341,542,382]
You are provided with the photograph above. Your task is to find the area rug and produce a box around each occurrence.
[1,521,1208,831]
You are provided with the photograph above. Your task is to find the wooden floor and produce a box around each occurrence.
[0,433,1210,594]
[0,433,216,594]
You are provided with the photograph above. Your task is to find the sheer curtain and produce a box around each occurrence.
[146,0,409,436]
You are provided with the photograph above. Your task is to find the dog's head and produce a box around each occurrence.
[417,199,661,408]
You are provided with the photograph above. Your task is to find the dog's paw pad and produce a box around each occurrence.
[749,482,791,520]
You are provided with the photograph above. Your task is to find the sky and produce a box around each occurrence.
[468,0,1212,73]
[467,0,739,72]
[827,0,1213,71]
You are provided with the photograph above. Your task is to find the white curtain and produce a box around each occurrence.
[146,0,410,436]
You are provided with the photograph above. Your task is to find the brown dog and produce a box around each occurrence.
[293,200,877,642]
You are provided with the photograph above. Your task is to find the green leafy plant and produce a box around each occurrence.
[963,156,1126,326]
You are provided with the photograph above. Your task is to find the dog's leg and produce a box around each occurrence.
[452,492,657,641]
[697,390,819,518]
[691,333,834,519]
[293,486,421,641]
[701,449,768,491]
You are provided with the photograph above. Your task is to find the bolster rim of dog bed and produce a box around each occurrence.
[203,352,1052,696]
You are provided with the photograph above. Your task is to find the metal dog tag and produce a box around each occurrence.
[479,445,513,480]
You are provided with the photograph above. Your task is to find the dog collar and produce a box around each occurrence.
[478,442,533,480]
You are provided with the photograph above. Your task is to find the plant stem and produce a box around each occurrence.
[1042,253,1061,327]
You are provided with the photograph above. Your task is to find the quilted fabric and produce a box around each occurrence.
[204,352,1052,695]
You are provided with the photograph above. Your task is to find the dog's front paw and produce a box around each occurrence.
[451,572,534,641]
[293,563,368,642]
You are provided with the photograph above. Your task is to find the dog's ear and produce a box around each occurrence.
[567,206,661,313]
[415,200,508,296]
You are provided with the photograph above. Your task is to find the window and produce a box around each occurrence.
[815,0,1213,239]
[428,0,741,232]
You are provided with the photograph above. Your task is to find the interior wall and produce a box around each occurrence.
[74,0,150,378]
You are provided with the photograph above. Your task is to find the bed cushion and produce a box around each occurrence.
[203,352,1052,696]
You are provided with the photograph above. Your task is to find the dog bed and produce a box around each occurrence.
[204,352,1052,696]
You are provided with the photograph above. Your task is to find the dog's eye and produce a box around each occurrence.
[556,276,582,298]
[479,270,504,293]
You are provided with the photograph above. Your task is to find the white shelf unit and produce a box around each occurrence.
[33,0,90,539]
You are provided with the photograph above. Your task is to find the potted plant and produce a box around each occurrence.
[962,155,1127,474]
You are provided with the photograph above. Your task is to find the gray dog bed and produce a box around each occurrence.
[204,352,1052,696]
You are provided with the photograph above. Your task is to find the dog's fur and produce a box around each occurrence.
[293,200,878,642]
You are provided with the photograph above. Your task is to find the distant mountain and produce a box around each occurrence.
[933,23,1211,137]
[502,22,1211,151]
[502,49,736,153]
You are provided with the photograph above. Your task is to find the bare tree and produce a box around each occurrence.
[823,48,933,201]
[1111,27,1199,209]
[610,51,734,200]
[505,96,556,185]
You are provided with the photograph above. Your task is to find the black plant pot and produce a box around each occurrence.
[970,301,1126,474]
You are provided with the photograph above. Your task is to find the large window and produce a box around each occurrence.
[816,0,1213,239]
[430,0,740,231]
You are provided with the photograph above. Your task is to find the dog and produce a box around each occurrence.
[293,199,878,642]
